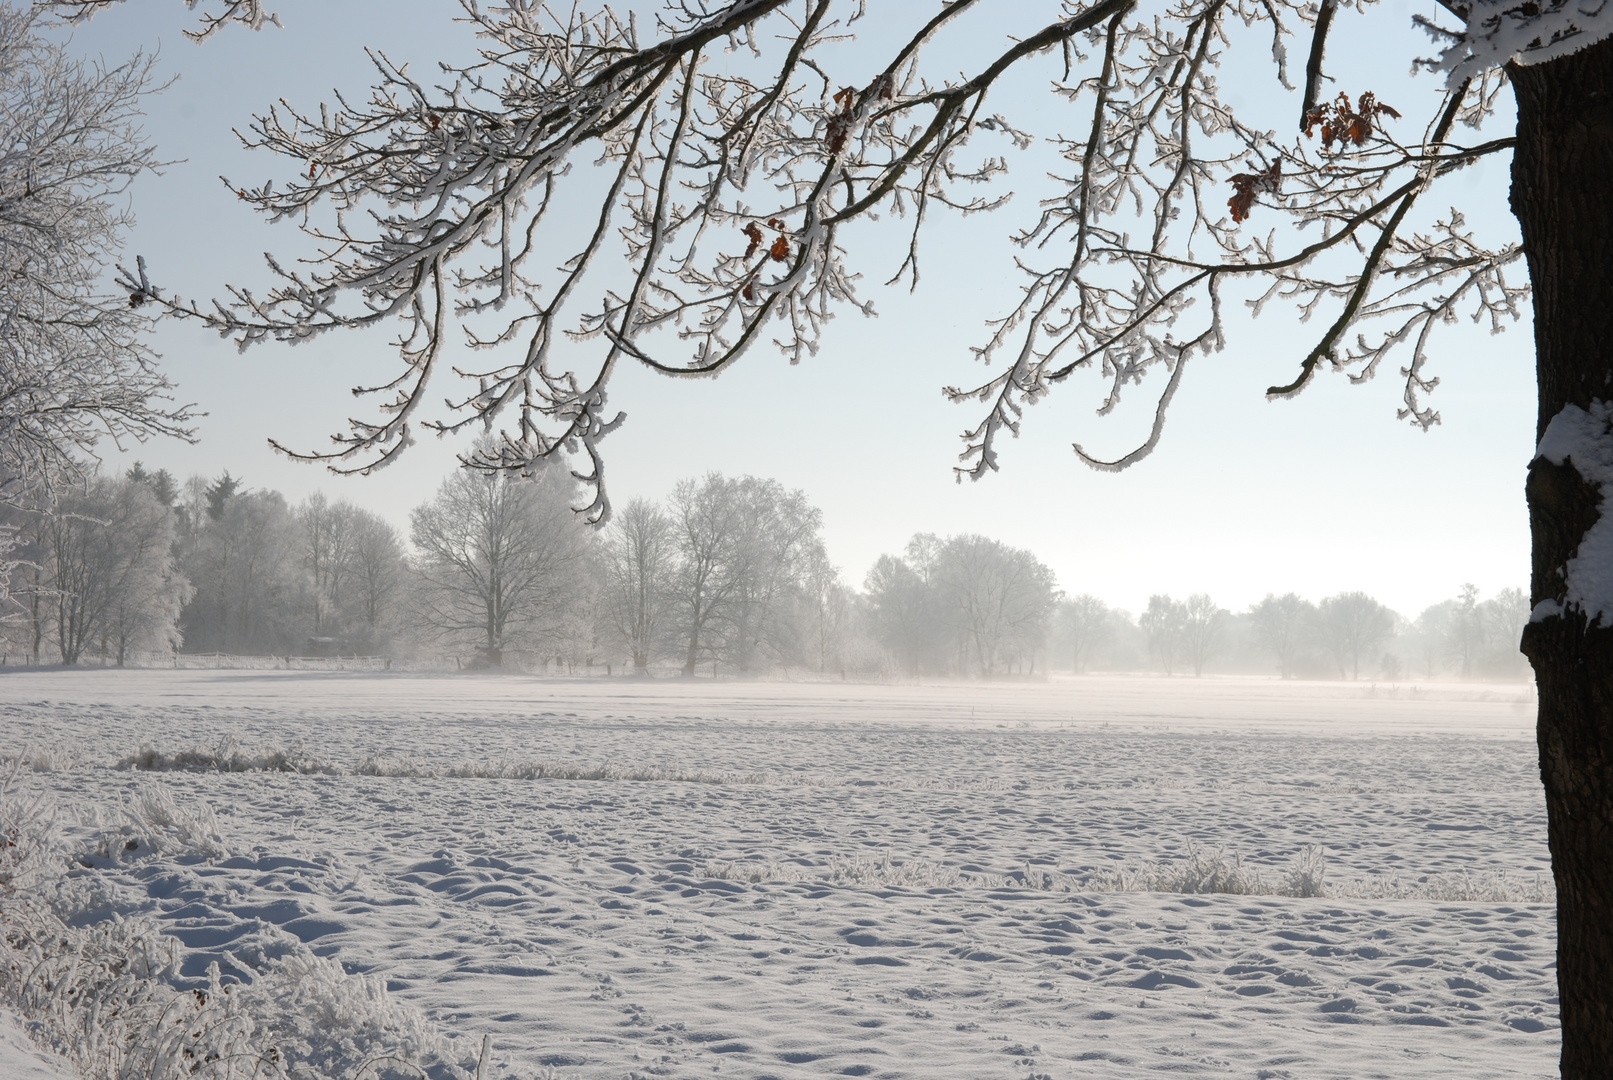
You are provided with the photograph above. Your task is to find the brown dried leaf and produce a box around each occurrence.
[826,86,858,153]
[1227,161,1282,223]
[1304,92,1398,150]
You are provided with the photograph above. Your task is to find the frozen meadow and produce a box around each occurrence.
[0,670,1556,1079]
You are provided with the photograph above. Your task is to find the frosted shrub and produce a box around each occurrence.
[0,766,56,896]
[6,918,467,1080]
[0,745,83,773]
[80,783,232,863]
[172,954,457,1080]
[3,897,187,1079]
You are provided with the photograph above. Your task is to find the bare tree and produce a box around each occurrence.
[102,480,190,664]
[296,492,406,651]
[1056,594,1111,674]
[0,7,194,492]
[1140,595,1187,677]
[180,485,304,654]
[39,473,186,663]
[1443,582,1485,678]
[1318,591,1397,680]
[667,474,744,677]
[344,508,407,650]
[0,483,48,660]
[800,547,855,675]
[599,497,674,675]
[297,492,357,638]
[1180,593,1228,677]
[1249,593,1318,679]
[1410,599,1455,679]
[553,552,606,674]
[1480,586,1529,678]
[410,461,589,667]
[864,543,941,678]
[663,474,824,675]
[931,535,1058,677]
[718,477,824,674]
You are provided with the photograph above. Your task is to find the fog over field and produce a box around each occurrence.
[0,670,1555,1079]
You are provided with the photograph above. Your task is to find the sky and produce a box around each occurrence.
[54,0,1534,617]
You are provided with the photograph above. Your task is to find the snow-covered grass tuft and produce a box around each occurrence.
[1285,844,1329,898]
[0,745,84,773]
[1330,870,1555,903]
[118,739,339,775]
[1087,845,1291,895]
[703,844,1325,895]
[163,954,460,1080]
[701,844,1553,903]
[77,783,232,863]
[1,780,478,1080]
[703,853,988,889]
[126,784,231,861]
[357,754,791,787]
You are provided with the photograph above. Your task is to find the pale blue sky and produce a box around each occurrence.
[62,0,1533,616]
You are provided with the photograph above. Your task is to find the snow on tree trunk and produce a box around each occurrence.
[1512,34,1613,1079]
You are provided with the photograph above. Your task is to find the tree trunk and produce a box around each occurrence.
[683,598,703,676]
[28,568,42,665]
[1511,36,1613,1080]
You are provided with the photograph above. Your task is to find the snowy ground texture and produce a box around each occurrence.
[0,671,1556,1079]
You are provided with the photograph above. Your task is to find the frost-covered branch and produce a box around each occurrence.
[128,0,1524,517]
[940,0,1522,478]
[39,0,279,41]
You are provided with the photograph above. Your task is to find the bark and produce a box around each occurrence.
[682,614,702,676]
[1511,35,1613,1080]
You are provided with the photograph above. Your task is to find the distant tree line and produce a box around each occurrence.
[1051,586,1530,682]
[0,460,1529,681]
[0,458,843,673]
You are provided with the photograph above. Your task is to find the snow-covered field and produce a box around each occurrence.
[0,670,1556,1078]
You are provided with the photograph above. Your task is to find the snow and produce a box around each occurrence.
[1428,0,1613,86]
[0,1011,77,1080]
[1,670,1554,1078]
[1533,399,1613,625]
